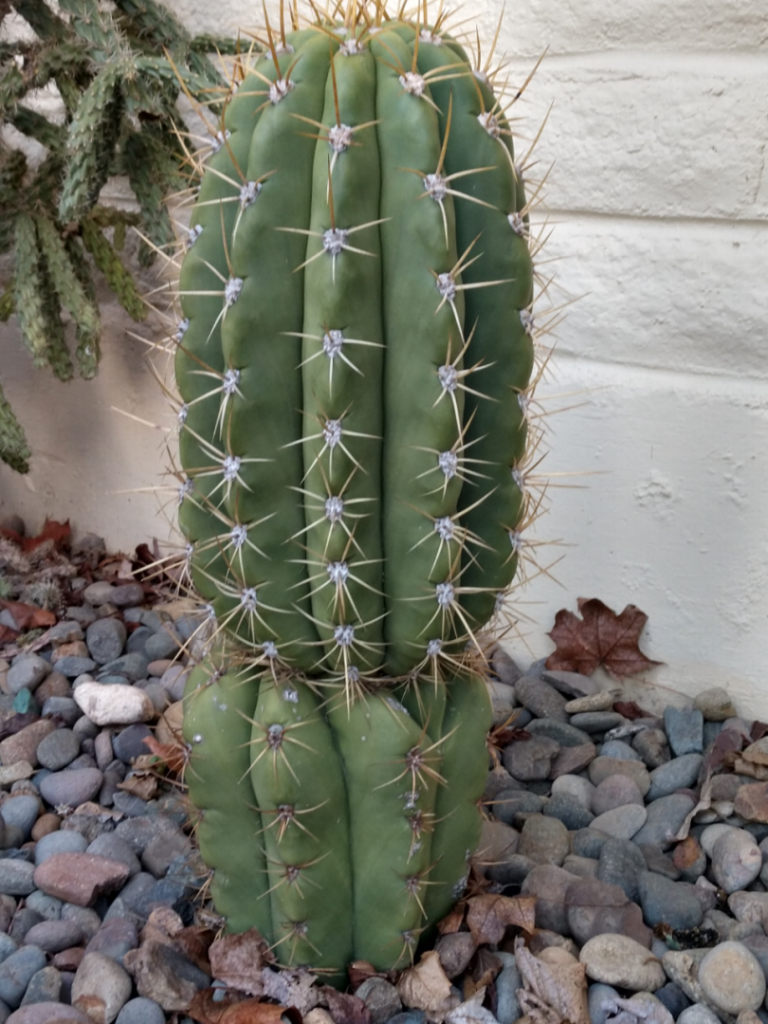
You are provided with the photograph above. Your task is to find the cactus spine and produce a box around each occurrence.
[176,0,544,981]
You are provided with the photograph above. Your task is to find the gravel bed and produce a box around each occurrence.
[2,519,768,1024]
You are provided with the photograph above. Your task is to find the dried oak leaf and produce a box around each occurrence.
[546,598,662,680]
[208,931,273,996]
[19,517,71,552]
[437,905,466,936]
[445,988,498,1024]
[320,986,371,1024]
[189,989,301,1024]
[613,701,652,721]
[143,734,189,775]
[117,771,159,801]
[0,599,57,631]
[515,936,589,1024]
[397,950,458,1021]
[465,894,536,945]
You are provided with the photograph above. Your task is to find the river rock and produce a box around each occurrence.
[34,853,131,907]
[697,942,766,1015]
[72,952,132,1024]
[580,933,665,990]
[73,682,155,726]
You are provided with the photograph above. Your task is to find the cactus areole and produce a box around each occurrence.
[176,0,538,981]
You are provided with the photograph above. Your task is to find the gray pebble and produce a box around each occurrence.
[21,920,85,954]
[126,629,152,656]
[114,816,177,855]
[711,828,762,893]
[54,657,98,679]
[85,618,128,667]
[572,828,611,859]
[18,964,61,1006]
[647,753,703,801]
[355,976,402,1024]
[590,803,647,840]
[0,862,35,897]
[486,854,538,888]
[570,712,626,733]
[597,838,648,902]
[677,1006,721,1024]
[599,739,644,761]
[34,831,88,865]
[551,774,595,809]
[663,706,704,755]
[85,917,139,967]
[637,871,703,929]
[23,893,61,922]
[112,725,153,765]
[631,792,696,848]
[494,952,522,1024]
[97,653,149,682]
[0,935,16,967]
[654,982,691,1018]
[0,797,39,841]
[588,982,621,1024]
[110,583,145,608]
[115,997,166,1024]
[39,768,103,809]
[591,775,645,816]
[0,945,46,1008]
[61,904,102,942]
[144,627,181,662]
[86,835,142,877]
[39,697,80,726]
[35,729,81,772]
[518,814,570,866]
[543,792,595,830]
[515,676,569,722]
[492,789,544,827]
[6,657,50,695]
[502,735,560,781]
[525,718,592,747]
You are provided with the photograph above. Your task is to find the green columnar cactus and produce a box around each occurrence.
[177,1,542,981]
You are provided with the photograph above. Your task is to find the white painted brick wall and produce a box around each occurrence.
[1,0,767,714]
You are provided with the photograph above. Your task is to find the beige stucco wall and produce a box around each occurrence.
[1,0,767,713]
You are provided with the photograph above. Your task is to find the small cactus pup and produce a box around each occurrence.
[173,0,549,981]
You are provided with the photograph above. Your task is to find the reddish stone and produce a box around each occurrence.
[52,946,86,971]
[52,641,90,663]
[0,719,56,766]
[33,852,130,907]
[36,672,72,701]
[735,782,768,824]
[31,813,62,841]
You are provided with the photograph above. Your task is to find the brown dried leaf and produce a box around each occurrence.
[0,598,57,630]
[189,990,299,1024]
[546,598,662,680]
[208,931,272,996]
[117,771,159,801]
[347,962,394,991]
[515,937,589,1024]
[397,950,458,1020]
[258,967,318,1016]
[445,988,498,1024]
[143,734,189,775]
[437,905,466,936]
[751,721,768,742]
[702,727,745,775]
[612,701,652,721]
[465,894,537,945]
[320,986,371,1024]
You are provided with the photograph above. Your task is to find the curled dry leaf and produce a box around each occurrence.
[117,771,159,801]
[546,598,662,680]
[515,937,589,1024]
[465,894,536,946]
[397,950,459,1021]
[189,989,302,1024]
[347,961,394,991]
[143,734,190,775]
[208,931,273,996]
[260,967,320,1016]
[445,988,498,1024]
[320,986,371,1024]
[605,994,674,1024]
[437,905,466,936]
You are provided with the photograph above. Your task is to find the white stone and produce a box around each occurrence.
[580,933,666,991]
[698,942,766,1015]
[73,682,155,727]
